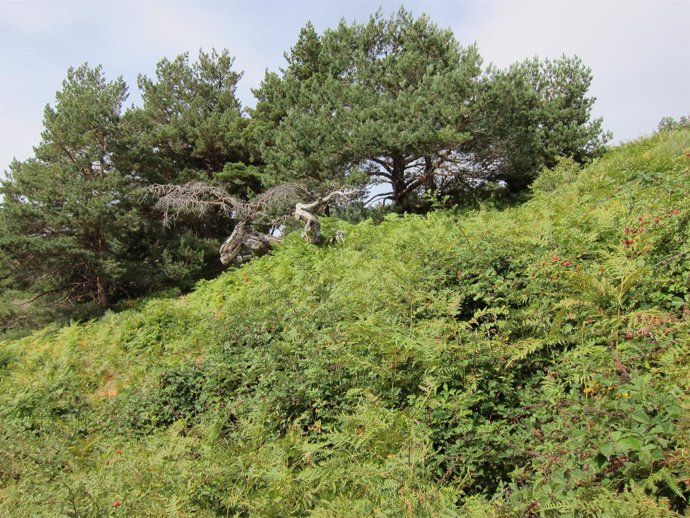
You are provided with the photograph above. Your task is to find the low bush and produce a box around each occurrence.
[1,129,689,516]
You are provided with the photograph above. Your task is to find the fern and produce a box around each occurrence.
[506,338,548,367]
[644,467,687,501]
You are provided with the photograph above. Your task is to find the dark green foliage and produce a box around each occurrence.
[0,129,688,516]
[0,53,257,333]
[251,9,482,209]
[120,49,261,283]
[0,65,140,317]
[250,9,608,210]
[122,49,265,287]
[0,9,683,516]
[471,56,610,192]
[1,11,611,335]
[124,49,251,184]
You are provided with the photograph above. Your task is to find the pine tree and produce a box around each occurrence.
[251,9,482,210]
[0,65,140,319]
[120,50,262,282]
[467,56,610,192]
[124,49,258,190]
[250,9,609,209]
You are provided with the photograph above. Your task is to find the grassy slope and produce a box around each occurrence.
[0,129,689,517]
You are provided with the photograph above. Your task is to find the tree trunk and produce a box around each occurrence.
[219,189,354,266]
[423,156,436,191]
[294,189,352,244]
[390,153,407,205]
[96,275,109,308]
[294,202,322,244]
[219,221,280,265]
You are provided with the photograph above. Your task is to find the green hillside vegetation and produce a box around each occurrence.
[0,10,610,332]
[1,129,689,516]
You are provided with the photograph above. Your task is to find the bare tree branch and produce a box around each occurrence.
[145,182,241,227]
[364,191,394,206]
[148,181,360,265]
[294,189,360,244]
[251,182,307,209]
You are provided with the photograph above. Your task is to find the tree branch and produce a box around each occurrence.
[369,157,394,174]
[18,283,82,308]
[400,151,451,197]
[148,181,359,265]
[145,182,240,227]
[294,189,358,244]
[364,191,394,206]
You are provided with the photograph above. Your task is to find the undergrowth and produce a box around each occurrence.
[1,129,689,516]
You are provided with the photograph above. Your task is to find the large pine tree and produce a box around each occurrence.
[0,65,142,318]
[251,10,482,209]
[0,55,260,331]
[250,9,609,209]
[121,50,263,279]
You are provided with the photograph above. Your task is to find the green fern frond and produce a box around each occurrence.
[506,338,548,367]
[646,467,686,500]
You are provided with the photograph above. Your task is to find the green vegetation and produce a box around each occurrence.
[250,10,607,207]
[1,128,688,516]
[0,7,687,516]
[0,9,608,332]
[0,50,257,333]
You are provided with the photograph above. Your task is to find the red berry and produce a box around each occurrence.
[114,500,121,508]
[562,260,571,267]
[673,208,680,215]
[624,226,630,234]
[551,256,559,262]
[638,216,644,222]
[623,239,634,246]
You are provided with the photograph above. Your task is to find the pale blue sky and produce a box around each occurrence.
[1,0,689,176]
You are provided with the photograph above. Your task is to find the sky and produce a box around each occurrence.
[1,0,688,177]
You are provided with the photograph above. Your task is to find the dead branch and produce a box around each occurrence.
[219,221,281,265]
[294,189,359,244]
[147,181,359,265]
[16,283,82,308]
[364,191,394,206]
[145,182,241,227]
[250,183,307,213]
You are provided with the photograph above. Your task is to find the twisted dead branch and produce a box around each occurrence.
[146,182,359,265]
[146,182,240,227]
[294,190,354,244]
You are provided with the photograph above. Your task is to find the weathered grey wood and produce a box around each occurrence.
[148,182,356,265]
[294,190,351,244]
[220,222,280,265]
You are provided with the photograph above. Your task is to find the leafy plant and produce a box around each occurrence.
[0,128,688,516]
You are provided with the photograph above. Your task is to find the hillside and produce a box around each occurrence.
[1,129,689,516]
